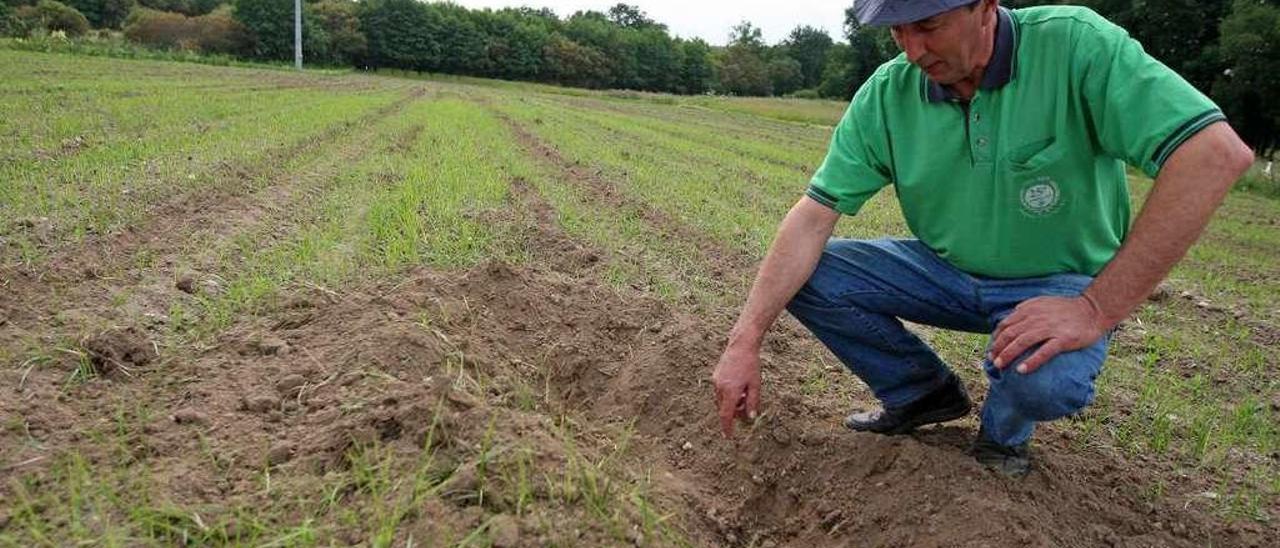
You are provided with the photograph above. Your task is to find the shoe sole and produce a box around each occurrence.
[848,402,973,435]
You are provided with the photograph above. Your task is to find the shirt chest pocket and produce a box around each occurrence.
[1005,137,1065,173]
[1003,137,1071,218]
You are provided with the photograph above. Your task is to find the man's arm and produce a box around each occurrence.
[713,196,841,437]
[991,122,1255,372]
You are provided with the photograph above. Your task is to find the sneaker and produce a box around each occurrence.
[971,429,1031,478]
[844,374,972,435]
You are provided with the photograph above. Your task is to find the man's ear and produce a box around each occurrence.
[980,0,999,28]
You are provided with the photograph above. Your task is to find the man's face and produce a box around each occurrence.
[889,0,996,85]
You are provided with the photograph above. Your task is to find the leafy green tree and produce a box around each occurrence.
[357,0,439,70]
[311,0,364,65]
[768,55,804,95]
[728,19,766,53]
[565,10,630,87]
[607,2,661,30]
[474,8,551,80]
[1213,0,1280,156]
[624,25,679,91]
[138,0,225,16]
[817,42,855,98]
[677,37,714,94]
[718,45,771,96]
[817,6,895,99]
[233,0,327,61]
[426,2,484,74]
[62,0,133,28]
[782,24,833,89]
[541,31,611,88]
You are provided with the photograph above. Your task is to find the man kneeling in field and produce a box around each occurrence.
[711,0,1253,477]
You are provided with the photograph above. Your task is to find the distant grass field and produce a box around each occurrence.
[0,49,1276,545]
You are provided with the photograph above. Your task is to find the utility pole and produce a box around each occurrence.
[294,0,302,70]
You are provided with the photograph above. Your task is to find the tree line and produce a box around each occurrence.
[1,0,1275,154]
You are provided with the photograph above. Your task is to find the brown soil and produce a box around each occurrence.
[0,87,428,374]
[14,179,1270,546]
[1,93,1273,546]
[492,106,755,277]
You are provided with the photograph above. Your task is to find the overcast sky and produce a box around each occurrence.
[449,1,851,46]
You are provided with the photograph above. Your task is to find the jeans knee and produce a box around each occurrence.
[998,366,1096,421]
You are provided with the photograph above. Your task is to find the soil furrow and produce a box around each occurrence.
[0,87,428,371]
[493,107,756,281]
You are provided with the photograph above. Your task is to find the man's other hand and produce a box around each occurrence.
[712,346,762,437]
[990,295,1108,374]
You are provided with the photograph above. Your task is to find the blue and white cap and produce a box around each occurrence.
[853,0,979,26]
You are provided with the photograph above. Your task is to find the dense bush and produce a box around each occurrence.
[311,0,364,65]
[11,0,90,36]
[137,0,224,17]
[0,3,12,35]
[62,0,132,28]
[123,5,247,54]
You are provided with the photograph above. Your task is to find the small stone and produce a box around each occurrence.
[751,474,764,484]
[276,374,306,395]
[171,408,209,425]
[1148,283,1173,302]
[175,275,197,294]
[490,514,520,547]
[681,441,693,451]
[266,443,294,466]
[1179,290,1195,299]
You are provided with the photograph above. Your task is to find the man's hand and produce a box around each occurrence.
[711,345,762,437]
[989,295,1108,374]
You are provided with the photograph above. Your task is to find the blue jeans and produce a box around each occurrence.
[785,238,1110,447]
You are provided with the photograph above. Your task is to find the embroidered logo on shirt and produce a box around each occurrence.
[1020,177,1061,217]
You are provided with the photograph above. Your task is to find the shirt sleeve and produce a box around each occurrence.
[1078,13,1226,178]
[806,79,893,215]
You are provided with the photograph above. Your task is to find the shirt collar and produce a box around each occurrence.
[925,7,1018,103]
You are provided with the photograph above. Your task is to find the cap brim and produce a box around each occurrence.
[855,0,970,27]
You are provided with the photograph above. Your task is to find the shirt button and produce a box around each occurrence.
[977,137,989,147]
[973,113,982,123]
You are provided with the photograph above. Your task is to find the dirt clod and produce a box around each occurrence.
[489,514,520,547]
[83,327,154,376]
[175,274,197,294]
[276,374,306,395]
[1148,283,1173,302]
[266,443,294,466]
[254,336,291,356]
[448,463,479,495]
[171,408,209,425]
[241,394,280,413]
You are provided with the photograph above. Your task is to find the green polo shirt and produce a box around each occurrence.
[807,6,1225,278]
